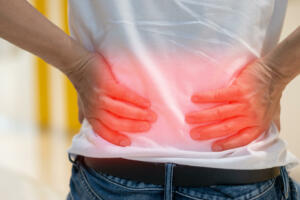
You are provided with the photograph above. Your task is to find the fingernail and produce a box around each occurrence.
[190,131,208,140]
[147,112,157,122]
[190,132,199,140]
[147,115,155,121]
[139,123,150,131]
[119,139,130,147]
[212,145,223,152]
[144,101,151,107]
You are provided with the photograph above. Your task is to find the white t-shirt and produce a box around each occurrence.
[68,0,299,170]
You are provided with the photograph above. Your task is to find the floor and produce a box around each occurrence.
[0,120,72,199]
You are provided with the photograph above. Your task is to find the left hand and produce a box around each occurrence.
[185,60,286,152]
[69,53,157,147]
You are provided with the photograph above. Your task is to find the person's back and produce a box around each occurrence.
[0,0,299,199]
[68,0,298,170]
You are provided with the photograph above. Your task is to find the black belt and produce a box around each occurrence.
[81,156,281,187]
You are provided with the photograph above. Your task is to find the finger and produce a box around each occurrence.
[212,127,262,151]
[97,109,151,133]
[98,96,157,122]
[191,86,242,103]
[190,117,249,140]
[89,118,131,147]
[185,103,246,124]
[77,97,84,123]
[105,83,151,108]
[273,106,281,131]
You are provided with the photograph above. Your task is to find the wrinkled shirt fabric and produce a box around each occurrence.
[68,0,299,170]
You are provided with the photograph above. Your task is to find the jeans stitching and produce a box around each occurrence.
[247,179,276,200]
[175,179,276,200]
[164,165,167,200]
[79,166,104,200]
[164,164,175,200]
[288,178,298,200]
[92,170,164,191]
[79,174,97,200]
[170,164,174,200]
[280,167,290,199]
[175,191,210,200]
[68,192,74,200]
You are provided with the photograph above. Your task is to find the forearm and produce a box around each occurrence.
[262,26,300,85]
[0,0,90,75]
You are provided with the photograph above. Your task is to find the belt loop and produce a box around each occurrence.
[164,163,175,200]
[68,153,79,168]
[280,166,290,200]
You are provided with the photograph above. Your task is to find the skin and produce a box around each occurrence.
[185,27,300,151]
[185,60,282,151]
[0,0,299,150]
[72,53,157,146]
[0,0,157,147]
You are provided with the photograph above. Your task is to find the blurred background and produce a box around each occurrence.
[0,0,299,199]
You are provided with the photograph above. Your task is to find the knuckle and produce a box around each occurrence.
[119,119,136,131]
[98,96,108,108]
[127,121,139,131]
[222,123,232,132]
[136,111,147,120]
[103,115,117,129]
[215,108,223,119]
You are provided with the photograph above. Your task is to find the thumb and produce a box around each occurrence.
[273,104,281,131]
[77,97,84,124]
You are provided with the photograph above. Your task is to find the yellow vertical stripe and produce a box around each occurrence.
[62,0,81,132]
[34,0,50,129]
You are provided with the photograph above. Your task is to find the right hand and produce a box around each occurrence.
[69,52,157,147]
[185,60,284,151]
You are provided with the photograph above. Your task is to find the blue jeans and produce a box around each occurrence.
[67,156,300,200]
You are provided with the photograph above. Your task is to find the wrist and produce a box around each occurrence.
[56,37,91,73]
[258,58,289,91]
[64,51,97,93]
[260,26,300,85]
[253,59,284,112]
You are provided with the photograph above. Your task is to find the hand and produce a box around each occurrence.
[69,53,157,147]
[185,60,285,151]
